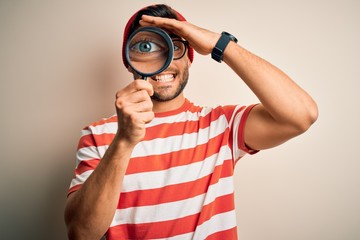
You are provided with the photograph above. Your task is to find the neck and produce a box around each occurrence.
[152,94,185,113]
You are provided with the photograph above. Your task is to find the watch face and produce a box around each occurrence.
[223,32,238,43]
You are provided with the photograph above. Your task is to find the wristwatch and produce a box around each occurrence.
[211,31,238,63]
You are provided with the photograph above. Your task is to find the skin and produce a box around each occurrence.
[65,15,318,239]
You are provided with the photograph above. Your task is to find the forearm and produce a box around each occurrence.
[139,14,317,126]
[223,41,318,129]
[65,137,134,240]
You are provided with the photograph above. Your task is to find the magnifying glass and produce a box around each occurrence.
[125,26,174,80]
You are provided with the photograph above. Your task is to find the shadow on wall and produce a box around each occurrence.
[0,38,130,239]
[1,150,74,239]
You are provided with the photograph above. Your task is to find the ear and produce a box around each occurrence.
[187,58,192,68]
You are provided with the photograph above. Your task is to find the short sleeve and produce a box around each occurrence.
[228,104,259,161]
[67,127,101,196]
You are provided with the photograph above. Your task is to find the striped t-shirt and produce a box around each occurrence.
[68,99,257,239]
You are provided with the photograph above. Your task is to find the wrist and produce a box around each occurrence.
[222,41,240,63]
[113,133,138,149]
[211,31,238,63]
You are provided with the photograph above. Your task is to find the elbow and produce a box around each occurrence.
[64,194,108,240]
[65,215,83,240]
[66,224,99,240]
[293,101,319,134]
[66,221,80,240]
[65,205,79,240]
[66,225,80,240]
[65,215,106,240]
[309,102,319,125]
[65,207,89,240]
[65,217,100,240]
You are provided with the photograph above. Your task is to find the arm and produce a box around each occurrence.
[140,16,318,150]
[65,138,134,240]
[223,42,318,150]
[64,80,154,239]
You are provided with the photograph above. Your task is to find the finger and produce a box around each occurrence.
[123,89,152,104]
[132,80,154,96]
[140,15,187,37]
[138,111,155,124]
[116,80,154,99]
[121,110,154,126]
[131,89,152,103]
[128,91,153,112]
[116,90,152,112]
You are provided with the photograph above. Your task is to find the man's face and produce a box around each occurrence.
[149,49,190,102]
[130,37,191,102]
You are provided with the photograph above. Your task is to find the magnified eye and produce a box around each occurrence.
[131,41,161,53]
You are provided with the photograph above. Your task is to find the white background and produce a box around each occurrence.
[0,0,359,239]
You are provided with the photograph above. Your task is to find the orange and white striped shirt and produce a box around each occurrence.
[68,99,257,239]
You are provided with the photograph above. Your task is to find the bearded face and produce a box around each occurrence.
[149,63,189,102]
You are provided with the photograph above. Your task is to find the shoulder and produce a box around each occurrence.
[82,114,118,135]
[198,103,248,123]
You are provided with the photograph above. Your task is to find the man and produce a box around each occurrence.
[65,4,318,240]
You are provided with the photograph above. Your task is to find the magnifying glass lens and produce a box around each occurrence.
[128,31,170,74]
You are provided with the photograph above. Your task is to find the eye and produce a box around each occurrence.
[131,41,161,53]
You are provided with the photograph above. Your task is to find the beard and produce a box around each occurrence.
[151,64,189,102]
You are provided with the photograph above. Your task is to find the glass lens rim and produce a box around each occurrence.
[125,26,174,77]
[173,40,188,60]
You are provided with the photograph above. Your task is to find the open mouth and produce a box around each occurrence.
[151,74,176,83]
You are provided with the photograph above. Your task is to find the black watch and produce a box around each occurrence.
[211,31,238,63]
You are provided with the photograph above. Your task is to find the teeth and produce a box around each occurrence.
[154,74,174,83]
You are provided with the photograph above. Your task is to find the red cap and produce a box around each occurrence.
[122,5,194,68]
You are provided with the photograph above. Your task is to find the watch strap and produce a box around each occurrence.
[211,32,238,63]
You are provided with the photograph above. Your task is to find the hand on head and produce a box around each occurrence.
[139,15,220,56]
